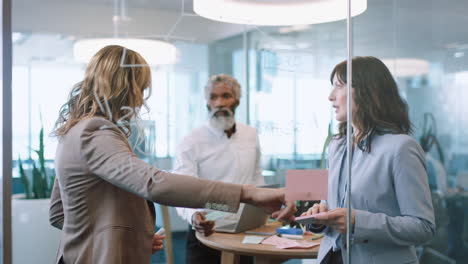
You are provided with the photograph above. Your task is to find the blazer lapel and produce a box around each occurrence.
[328,139,346,209]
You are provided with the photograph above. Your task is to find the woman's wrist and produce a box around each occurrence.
[240,184,255,204]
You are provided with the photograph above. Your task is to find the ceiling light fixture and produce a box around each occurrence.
[73,0,177,65]
[382,58,430,78]
[194,0,367,26]
[73,38,177,65]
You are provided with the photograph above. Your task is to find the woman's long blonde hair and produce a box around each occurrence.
[53,45,151,137]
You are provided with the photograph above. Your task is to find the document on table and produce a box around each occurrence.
[242,235,266,244]
[261,235,320,249]
[285,169,328,201]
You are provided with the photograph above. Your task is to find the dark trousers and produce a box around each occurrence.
[186,227,253,264]
[322,250,343,264]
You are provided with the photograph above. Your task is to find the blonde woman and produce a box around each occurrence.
[49,45,296,264]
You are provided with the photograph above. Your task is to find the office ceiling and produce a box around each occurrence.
[11,0,468,71]
[12,0,241,43]
[76,0,194,11]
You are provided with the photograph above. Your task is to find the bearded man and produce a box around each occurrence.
[174,74,263,264]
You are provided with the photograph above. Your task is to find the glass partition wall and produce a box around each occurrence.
[245,0,468,262]
[5,0,468,264]
[245,23,346,187]
[10,1,246,263]
[353,1,468,263]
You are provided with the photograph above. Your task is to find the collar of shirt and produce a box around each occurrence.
[206,121,237,139]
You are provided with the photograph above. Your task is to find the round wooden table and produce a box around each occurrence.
[196,222,321,264]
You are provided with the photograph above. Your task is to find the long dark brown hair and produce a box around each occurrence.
[53,45,151,137]
[331,56,413,152]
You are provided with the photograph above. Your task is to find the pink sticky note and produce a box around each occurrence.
[285,169,328,201]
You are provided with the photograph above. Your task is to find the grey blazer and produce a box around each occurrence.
[49,117,243,264]
[317,133,435,264]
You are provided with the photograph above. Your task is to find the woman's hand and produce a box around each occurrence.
[151,234,165,254]
[313,208,356,234]
[301,202,328,216]
[240,185,297,222]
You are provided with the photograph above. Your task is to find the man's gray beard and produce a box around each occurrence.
[210,115,235,131]
[209,108,235,131]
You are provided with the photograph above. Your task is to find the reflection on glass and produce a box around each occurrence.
[353,1,468,263]
[9,0,468,263]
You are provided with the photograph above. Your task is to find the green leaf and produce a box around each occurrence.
[20,118,54,199]
[32,162,46,199]
[36,127,48,188]
[18,157,32,199]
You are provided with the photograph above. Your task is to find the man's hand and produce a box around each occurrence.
[151,234,165,254]
[241,185,297,222]
[312,208,355,234]
[192,212,215,236]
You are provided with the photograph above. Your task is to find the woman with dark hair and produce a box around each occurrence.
[302,56,435,264]
[49,45,296,264]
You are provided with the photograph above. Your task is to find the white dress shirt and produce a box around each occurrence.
[174,122,264,223]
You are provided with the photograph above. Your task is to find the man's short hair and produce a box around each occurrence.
[205,74,241,101]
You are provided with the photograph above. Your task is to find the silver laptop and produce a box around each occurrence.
[214,203,269,233]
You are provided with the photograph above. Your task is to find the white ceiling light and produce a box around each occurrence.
[193,0,367,26]
[73,38,178,65]
[382,58,430,78]
[73,0,178,66]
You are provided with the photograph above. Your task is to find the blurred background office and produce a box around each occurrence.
[4,0,468,263]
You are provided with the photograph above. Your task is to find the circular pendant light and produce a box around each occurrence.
[73,0,178,66]
[73,38,178,66]
[194,0,367,26]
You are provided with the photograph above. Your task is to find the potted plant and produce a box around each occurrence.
[12,126,61,264]
[17,127,55,198]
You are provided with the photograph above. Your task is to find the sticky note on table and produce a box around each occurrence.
[242,235,266,244]
[285,169,328,201]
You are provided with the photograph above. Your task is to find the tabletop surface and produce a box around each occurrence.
[196,221,321,259]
